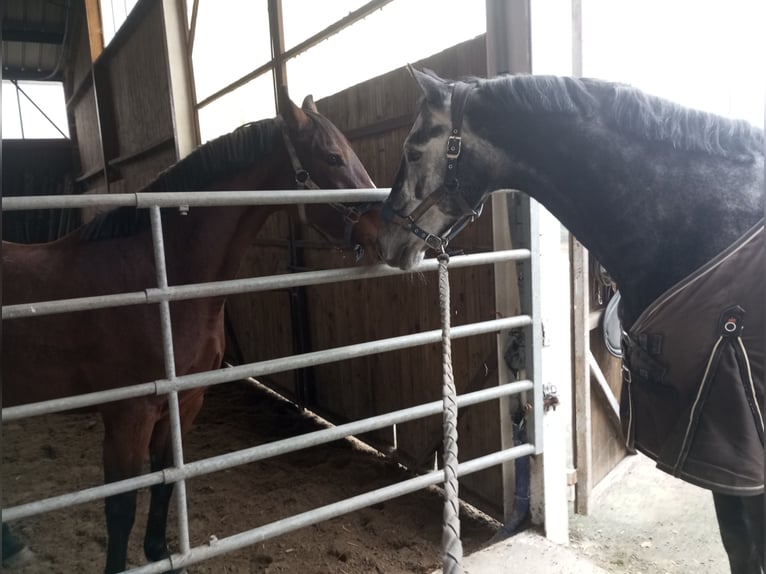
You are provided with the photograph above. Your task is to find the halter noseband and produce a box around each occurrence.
[381,81,484,252]
[277,116,373,260]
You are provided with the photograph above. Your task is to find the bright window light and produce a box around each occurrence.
[198,71,276,142]
[2,81,70,139]
[281,0,369,50]
[192,0,272,102]
[191,0,486,135]
[581,0,765,127]
[99,0,140,46]
[287,0,487,101]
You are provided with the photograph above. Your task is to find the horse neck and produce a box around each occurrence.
[480,109,764,326]
[161,168,284,286]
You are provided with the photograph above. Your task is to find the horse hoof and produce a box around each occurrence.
[2,546,36,569]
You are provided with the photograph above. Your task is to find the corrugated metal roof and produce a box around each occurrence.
[2,0,69,81]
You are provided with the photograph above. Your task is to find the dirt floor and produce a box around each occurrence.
[3,381,731,574]
[568,454,729,574]
[2,381,500,574]
[449,454,729,574]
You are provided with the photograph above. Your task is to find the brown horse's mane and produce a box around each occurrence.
[79,118,280,241]
[478,75,764,162]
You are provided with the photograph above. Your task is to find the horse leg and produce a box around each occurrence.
[713,491,764,574]
[102,406,156,574]
[2,522,33,568]
[143,391,205,570]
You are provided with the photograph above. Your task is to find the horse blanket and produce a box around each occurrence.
[621,221,764,496]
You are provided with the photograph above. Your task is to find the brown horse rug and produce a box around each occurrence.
[621,220,764,496]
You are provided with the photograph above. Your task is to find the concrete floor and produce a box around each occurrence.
[438,453,728,573]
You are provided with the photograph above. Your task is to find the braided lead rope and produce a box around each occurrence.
[437,251,464,574]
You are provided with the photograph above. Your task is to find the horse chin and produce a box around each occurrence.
[378,234,425,270]
[393,246,426,271]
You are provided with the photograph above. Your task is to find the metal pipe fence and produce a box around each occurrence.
[4,380,533,522]
[1,188,536,573]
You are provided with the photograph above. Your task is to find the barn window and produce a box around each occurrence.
[189,0,487,142]
[99,0,140,46]
[197,70,276,141]
[581,0,765,126]
[1,80,69,139]
[285,0,487,101]
[191,0,272,104]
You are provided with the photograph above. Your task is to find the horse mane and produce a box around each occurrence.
[79,118,280,241]
[479,75,763,162]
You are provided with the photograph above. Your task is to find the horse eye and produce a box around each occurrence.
[327,153,343,166]
[407,149,422,162]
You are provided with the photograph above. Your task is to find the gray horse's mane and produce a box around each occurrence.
[79,118,279,241]
[479,75,763,161]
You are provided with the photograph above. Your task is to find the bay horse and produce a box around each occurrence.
[2,91,377,574]
[377,67,764,573]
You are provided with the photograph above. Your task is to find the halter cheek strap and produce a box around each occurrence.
[381,81,485,252]
[277,116,373,260]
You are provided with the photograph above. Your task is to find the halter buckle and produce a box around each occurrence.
[343,206,361,225]
[424,233,446,251]
[446,135,462,159]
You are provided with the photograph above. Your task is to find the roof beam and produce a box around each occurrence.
[2,65,62,81]
[2,24,65,44]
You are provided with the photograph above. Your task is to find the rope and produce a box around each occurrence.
[437,251,464,574]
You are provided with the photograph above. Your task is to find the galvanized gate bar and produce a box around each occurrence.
[2,186,543,573]
[3,315,531,421]
[148,206,192,555]
[125,444,538,574]
[3,380,533,522]
[1,188,390,211]
[2,250,531,320]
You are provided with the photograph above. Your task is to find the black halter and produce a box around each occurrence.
[277,116,374,260]
[381,81,484,252]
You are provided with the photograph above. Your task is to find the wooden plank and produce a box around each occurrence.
[571,237,592,515]
[83,0,104,62]
[588,351,622,439]
[589,329,629,486]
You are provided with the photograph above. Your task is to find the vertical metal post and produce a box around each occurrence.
[161,0,200,156]
[268,0,287,107]
[486,0,572,541]
[485,0,533,527]
[14,80,25,138]
[487,0,546,536]
[149,206,191,557]
[569,0,593,516]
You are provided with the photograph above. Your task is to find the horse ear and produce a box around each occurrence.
[301,95,318,113]
[407,65,449,105]
[277,85,310,129]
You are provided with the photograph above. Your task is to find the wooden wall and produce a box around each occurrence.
[2,139,78,243]
[63,0,176,206]
[226,35,510,518]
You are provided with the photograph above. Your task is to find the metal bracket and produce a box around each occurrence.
[543,383,560,412]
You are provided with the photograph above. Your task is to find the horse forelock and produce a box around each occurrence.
[79,119,280,242]
[477,75,763,162]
